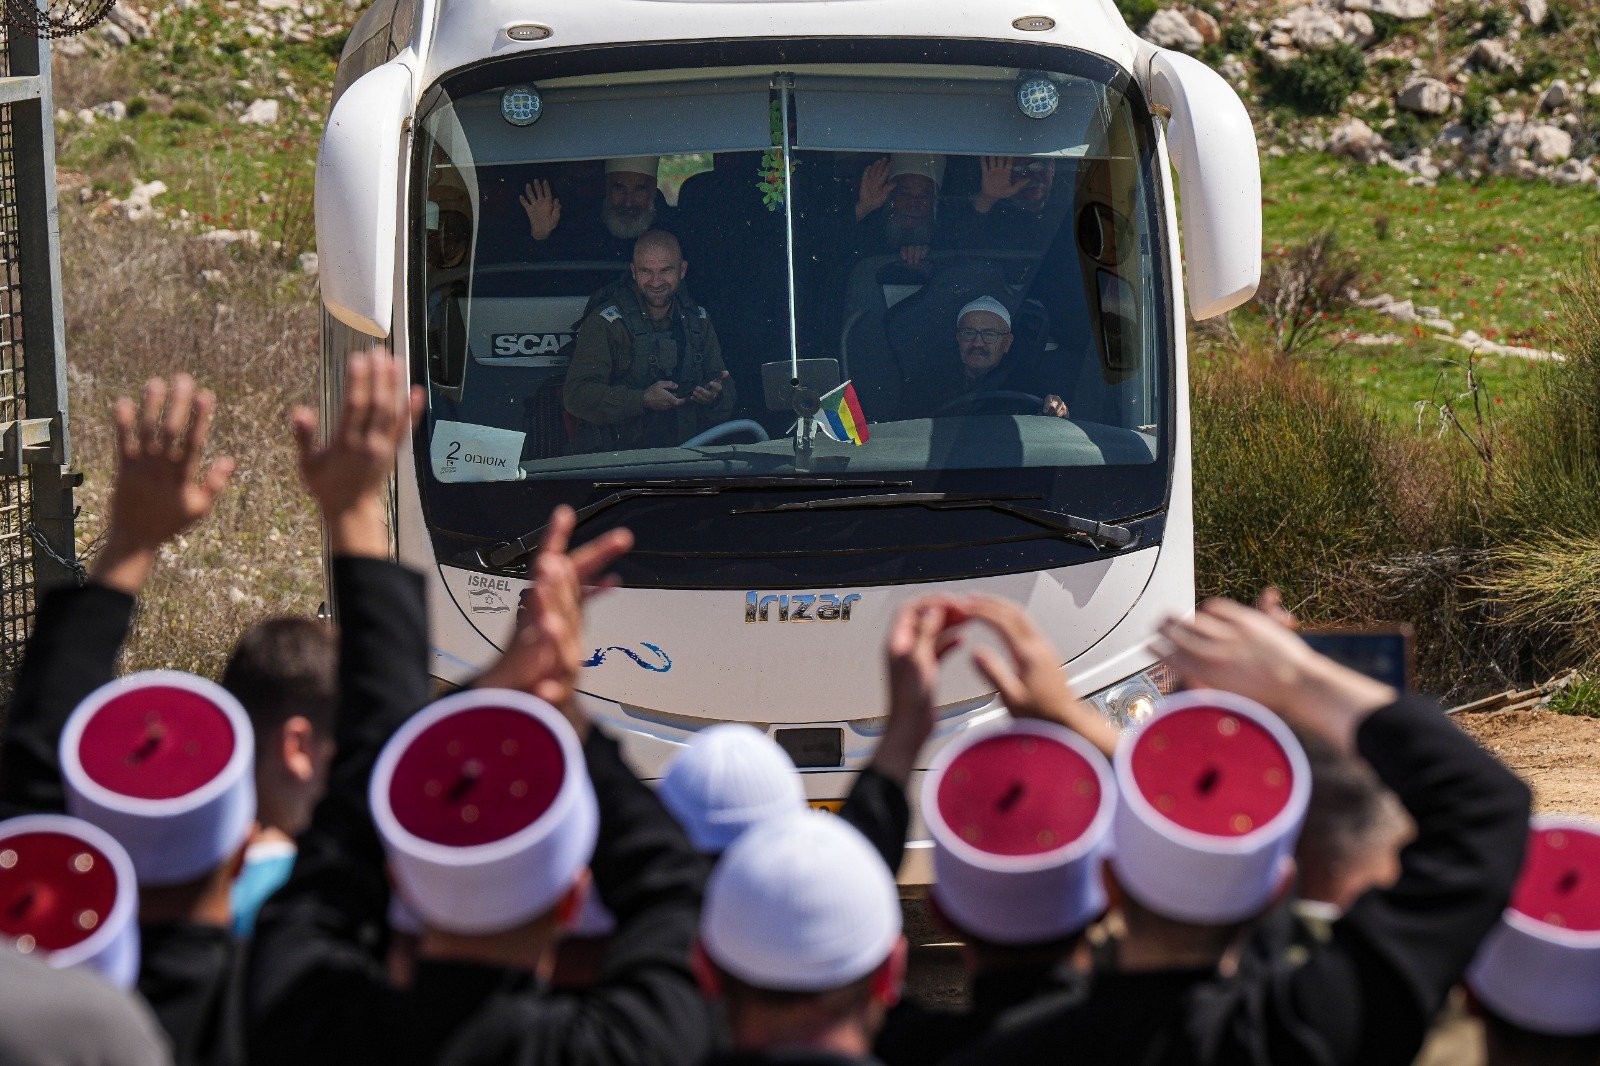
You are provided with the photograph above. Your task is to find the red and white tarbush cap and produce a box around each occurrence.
[1111,689,1311,924]
[60,671,255,887]
[923,719,1116,944]
[1469,815,1600,1036]
[0,813,140,989]
[370,689,598,935]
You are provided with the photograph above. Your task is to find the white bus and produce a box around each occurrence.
[318,0,1260,881]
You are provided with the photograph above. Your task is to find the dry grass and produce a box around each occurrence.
[61,201,324,678]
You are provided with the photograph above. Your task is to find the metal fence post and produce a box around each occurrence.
[0,22,76,692]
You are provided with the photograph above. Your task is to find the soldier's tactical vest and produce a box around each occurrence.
[572,285,714,454]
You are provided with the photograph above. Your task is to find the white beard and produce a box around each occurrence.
[603,202,656,241]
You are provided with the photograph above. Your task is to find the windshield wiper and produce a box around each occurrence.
[480,477,911,569]
[731,492,1139,551]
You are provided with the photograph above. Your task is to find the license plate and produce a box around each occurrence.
[775,727,843,768]
[808,800,844,813]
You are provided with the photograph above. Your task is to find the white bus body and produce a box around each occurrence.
[318,0,1260,883]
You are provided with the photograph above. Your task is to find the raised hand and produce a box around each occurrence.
[289,350,423,558]
[91,375,237,594]
[974,156,1029,213]
[520,180,562,241]
[1254,586,1299,629]
[474,505,634,736]
[855,156,894,221]
[1154,598,1395,753]
[873,597,965,785]
[1041,394,1069,418]
[962,595,1118,758]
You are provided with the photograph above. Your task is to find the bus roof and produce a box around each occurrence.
[422,0,1142,88]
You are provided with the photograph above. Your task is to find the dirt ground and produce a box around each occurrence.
[1456,708,1600,818]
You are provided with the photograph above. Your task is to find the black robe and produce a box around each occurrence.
[245,559,717,1066]
[949,693,1532,1066]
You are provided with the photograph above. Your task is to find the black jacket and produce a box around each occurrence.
[951,693,1532,1066]
[246,558,716,1066]
[0,579,247,1066]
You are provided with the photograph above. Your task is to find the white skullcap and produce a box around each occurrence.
[605,156,661,180]
[1111,690,1311,925]
[702,811,901,992]
[888,153,946,188]
[957,297,1011,329]
[1468,815,1600,1036]
[924,720,1116,944]
[0,813,141,990]
[370,689,598,936]
[60,671,256,887]
[658,724,806,854]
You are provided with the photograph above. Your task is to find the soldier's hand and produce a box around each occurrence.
[520,180,561,241]
[689,371,729,405]
[643,381,686,411]
[855,156,893,221]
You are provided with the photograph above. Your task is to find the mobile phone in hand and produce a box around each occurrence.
[1300,626,1415,692]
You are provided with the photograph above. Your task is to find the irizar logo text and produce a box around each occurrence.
[745,591,861,623]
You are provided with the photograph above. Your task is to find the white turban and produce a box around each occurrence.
[957,296,1012,329]
[605,156,661,181]
[888,153,946,188]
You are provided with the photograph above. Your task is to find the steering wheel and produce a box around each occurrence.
[681,419,771,448]
[933,390,1047,416]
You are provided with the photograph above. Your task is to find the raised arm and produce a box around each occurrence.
[1158,598,1531,1066]
[247,352,429,1062]
[0,375,233,817]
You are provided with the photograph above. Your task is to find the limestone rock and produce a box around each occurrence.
[1469,39,1517,73]
[298,252,319,276]
[1276,5,1346,51]
[238,98,280,125]
[114,179,166,222]
[1518,0,1547,26]
[1219,55,1250,85]
[107,5,151,40]
[1370,0,1432,18]
[1327,118,1386,164]
[1341,10,1376,46]
[1141,8,1205,53]
[1182,7,1221,45]
[1397,77,1453,115]
[96,20,131,47]
[1538,80,1571,111]
[197,228,262,248]
[1551,157,1596,185]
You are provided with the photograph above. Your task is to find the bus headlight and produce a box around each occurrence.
[1085,663,1174,729]
[501,85,543,126]
[1016,74,1060,119]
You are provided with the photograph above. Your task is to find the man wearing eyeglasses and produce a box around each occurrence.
[912,297,1068,418]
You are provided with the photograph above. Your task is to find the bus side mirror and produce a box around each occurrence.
[316,60,414,338]
[1146,50,1261,321]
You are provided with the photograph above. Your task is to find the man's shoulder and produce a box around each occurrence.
[598,304,624,324]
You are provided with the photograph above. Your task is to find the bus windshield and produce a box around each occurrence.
[413,53,1171,580]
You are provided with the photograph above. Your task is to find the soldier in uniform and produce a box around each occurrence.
[563,229,736,453]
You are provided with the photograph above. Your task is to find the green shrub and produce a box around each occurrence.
[170,101,212,124]
[1542,0,1575,32]
[1368,12,1403,42]
[1114,0,1160,30]
[1386,111,1433,152]
[1550,674,1600,717]
[125,96,148,119]
[1266,43,1366,116]
[1221,21,1255,53]
[1373,57,1411,77]
[1461,85,1494,129]
[1475,5,1514,38]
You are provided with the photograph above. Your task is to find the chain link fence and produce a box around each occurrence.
[0,19,77,700]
